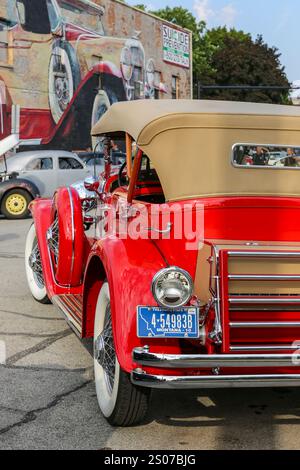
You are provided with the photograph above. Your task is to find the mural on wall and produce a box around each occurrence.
[0,0,192,150]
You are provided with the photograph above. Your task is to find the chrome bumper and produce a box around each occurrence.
[132,347,300,389]
[133,346,299,368]
[131,370,300,389]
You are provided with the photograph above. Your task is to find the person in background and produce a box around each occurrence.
[284,147,300,167]
[253,146,267,166]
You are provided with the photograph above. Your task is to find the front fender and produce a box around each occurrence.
[0,178,40,203]
[84,237,167,373]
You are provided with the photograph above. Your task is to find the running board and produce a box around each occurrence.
[52,294,83,336]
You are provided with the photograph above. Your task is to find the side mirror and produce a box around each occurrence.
[84,176,100,192]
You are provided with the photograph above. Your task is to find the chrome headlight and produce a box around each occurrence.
[152,267,193,308]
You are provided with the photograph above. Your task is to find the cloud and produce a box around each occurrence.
[193,0,238,27]
[219,4,238,27]
[193,0,215,22]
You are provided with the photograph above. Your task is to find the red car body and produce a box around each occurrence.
[26,99,300,425]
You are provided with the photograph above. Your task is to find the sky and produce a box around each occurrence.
[127,0,299,83]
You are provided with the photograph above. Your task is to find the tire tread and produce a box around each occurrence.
[107,370,150,427]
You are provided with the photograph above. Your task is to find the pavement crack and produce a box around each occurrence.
[0,253,24,259]
[5,329,72,366]
[0,380,92,436]
[0,364,93,373]
[0,331,68,338]
[0,309,63,321]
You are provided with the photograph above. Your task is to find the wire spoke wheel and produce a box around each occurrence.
[93,282,150,426]
[28,238,45,289]
[46,216,59,266]
[94,303,116,395]
[25,224,50,304]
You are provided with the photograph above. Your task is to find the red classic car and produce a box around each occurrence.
[25,100,300,426]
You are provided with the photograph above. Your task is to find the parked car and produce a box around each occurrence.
[1,150,91,218]
[25,99,300,426]
[0,155,40,219]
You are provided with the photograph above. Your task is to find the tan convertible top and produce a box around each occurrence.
[91,99,300,143]
[91,100,300,201]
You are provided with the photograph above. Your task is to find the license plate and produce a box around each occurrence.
[137,306,199,339]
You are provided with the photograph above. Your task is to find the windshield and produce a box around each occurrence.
[56,0,104,35]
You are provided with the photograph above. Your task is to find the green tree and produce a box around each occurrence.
[201,33,290,103]
[134,4,147,11]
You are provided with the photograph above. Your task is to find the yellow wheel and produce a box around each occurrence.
[1,189,32,219]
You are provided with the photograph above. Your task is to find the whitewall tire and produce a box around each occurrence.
[94,281,150,426]
[25,224,50,304]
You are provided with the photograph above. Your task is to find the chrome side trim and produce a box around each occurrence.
[229,274,300,281]
[230,345,300,351]
[230,321,300,328]
[67,187,75,283]
[228,251,300,258]
[229,297,300,304]
[133,347,298,368]
[131,370,300,389]
[208,245,222,344]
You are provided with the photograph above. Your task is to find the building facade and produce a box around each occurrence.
[0,0,192,150]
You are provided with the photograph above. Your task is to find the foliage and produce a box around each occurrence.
[133,6,290,103]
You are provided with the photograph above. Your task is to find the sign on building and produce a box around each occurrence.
[162,24,190,69]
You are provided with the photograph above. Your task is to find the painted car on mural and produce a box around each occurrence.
[0,0,159,150]
[25,99,300,426]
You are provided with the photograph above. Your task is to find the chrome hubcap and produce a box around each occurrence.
[94,304,116,394]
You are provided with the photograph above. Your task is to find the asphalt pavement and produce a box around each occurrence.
[1,217,300,449]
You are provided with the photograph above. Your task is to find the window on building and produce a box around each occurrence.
[153,71,161,100]
[172,76,179,99]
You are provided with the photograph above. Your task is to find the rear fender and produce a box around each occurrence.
[82,237,167,373]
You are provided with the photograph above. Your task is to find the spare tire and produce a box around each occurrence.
[48,187,84,286]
